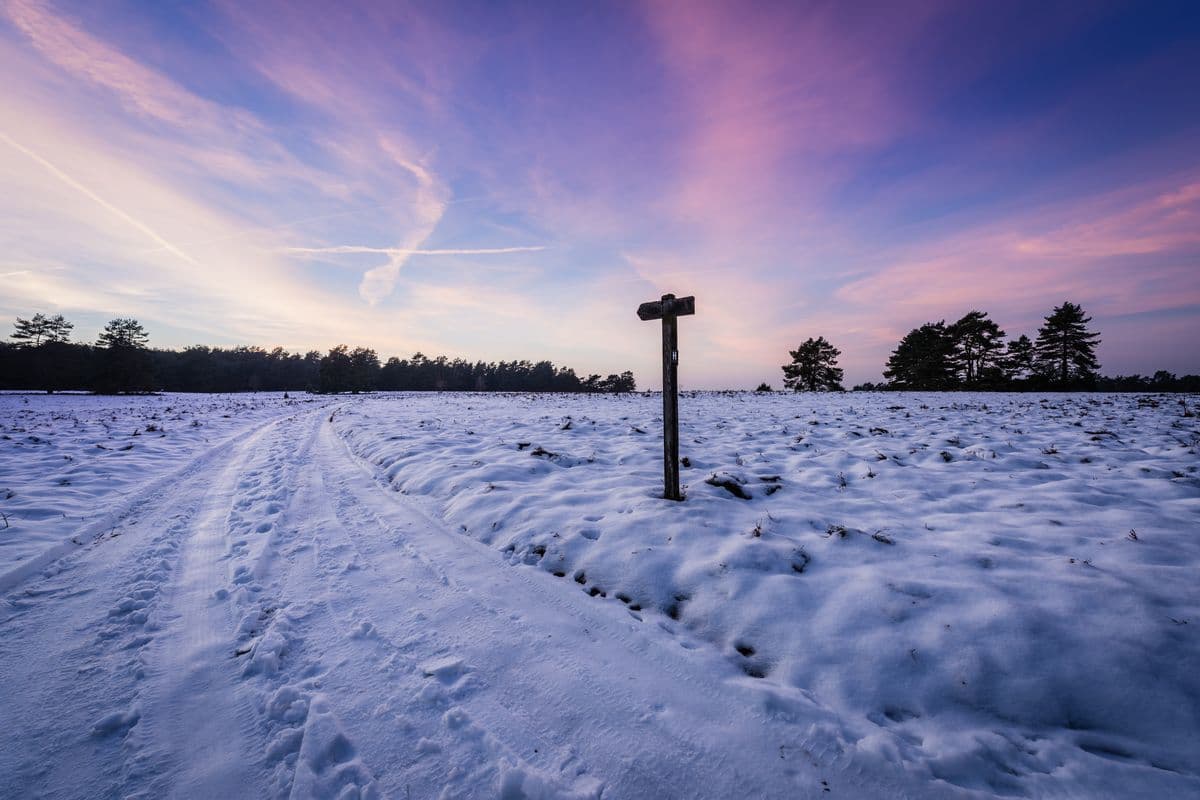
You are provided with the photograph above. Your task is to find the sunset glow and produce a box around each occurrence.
[2,0,1198,387]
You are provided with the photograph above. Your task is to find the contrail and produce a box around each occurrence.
[0,132,199,266]
[283,245,546,256]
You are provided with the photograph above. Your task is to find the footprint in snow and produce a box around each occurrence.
[288,695,380,799]
[422,656,468,684]
[349,620,377,639]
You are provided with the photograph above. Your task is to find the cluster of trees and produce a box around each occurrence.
[880,302,1100,389]
[1094,372,1200,392]
[783,301,1198,392]
[1,313,636,395]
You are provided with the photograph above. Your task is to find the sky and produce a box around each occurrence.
[1,0,1198,389]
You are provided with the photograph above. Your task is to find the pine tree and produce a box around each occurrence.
[97,318,149,349]
[11,313,48,346]
[45,314,74,343]
[883,322,957,389]
[10,313,72,346]
[1034,301,1101,387]
[782,337,844,392]
[1004,334,1035,381]
[95,318,153,393]
[348,347,380,392]
[948,310,1006,385]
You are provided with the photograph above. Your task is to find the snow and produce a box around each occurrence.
[0,393,324,591]
[1,390,1197,798]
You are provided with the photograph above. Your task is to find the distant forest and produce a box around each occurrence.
[3,309,1196,395]
[0,314,636,394]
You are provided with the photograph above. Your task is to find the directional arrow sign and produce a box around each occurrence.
[637,295,695,321]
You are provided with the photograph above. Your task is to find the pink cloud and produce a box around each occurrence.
[211,0,467,123]
[837,173,1200,318]
[641,0,929,238]
[2,0,252,132]
[1012,182,1200,260]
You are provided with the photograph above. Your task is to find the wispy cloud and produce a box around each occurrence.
[283,245,546,256]
[3,0,250,132]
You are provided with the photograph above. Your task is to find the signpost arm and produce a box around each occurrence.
[661,297,681,501]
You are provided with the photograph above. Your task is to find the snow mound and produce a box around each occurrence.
[335,391,1200,796]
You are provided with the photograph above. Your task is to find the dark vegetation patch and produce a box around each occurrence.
[706,473,751,499]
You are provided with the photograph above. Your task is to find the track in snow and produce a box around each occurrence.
[1,403,955,799]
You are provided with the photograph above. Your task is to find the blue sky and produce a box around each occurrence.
[2,0,1198,387]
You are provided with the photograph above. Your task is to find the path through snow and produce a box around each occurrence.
[1,401,933,799]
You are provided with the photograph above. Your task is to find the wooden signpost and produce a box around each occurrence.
[637,293,695,501]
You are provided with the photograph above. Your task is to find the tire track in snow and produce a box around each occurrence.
[213,407,384,799]
[296,421,601,798]
[226,406,545,798]
[127,415,285,798]
[1,504,202,797]
[0,407,309,797]
[0,406,321,598]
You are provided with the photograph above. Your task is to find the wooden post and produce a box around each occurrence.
[662,299,680,500]
[637,292,695,501]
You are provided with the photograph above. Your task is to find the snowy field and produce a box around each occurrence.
[1,391,1197,799]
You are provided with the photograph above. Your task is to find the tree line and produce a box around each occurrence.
[781,301,1199,392]
[1,313,636,394]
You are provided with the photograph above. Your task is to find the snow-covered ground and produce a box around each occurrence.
[0,393,326,591]
[1,391,1197,799]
